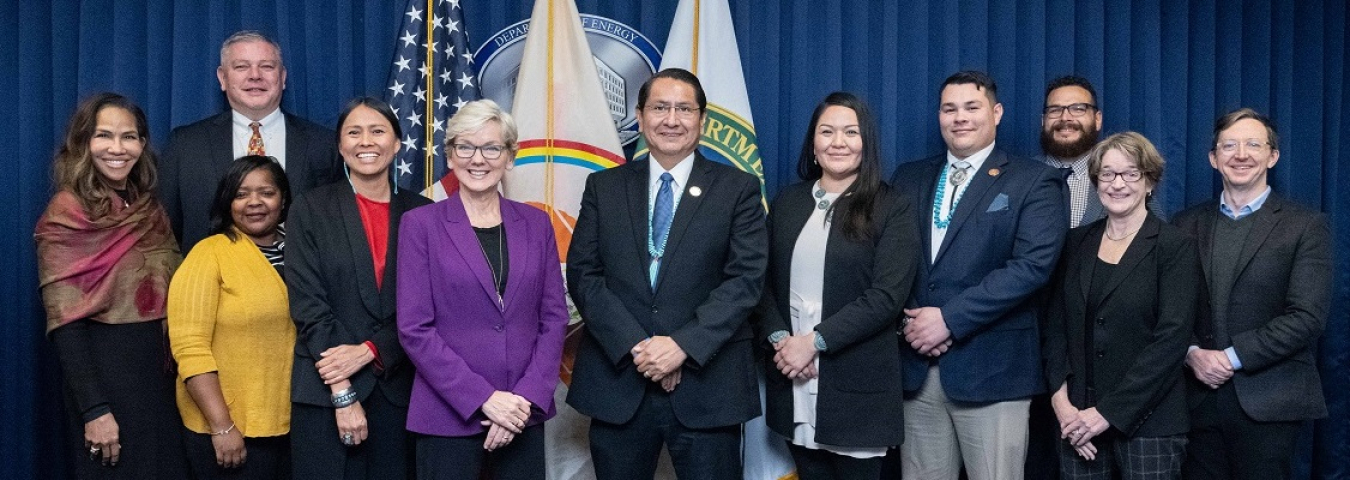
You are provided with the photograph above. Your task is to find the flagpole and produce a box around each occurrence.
[543,0,556,216]
[423,0,435,192]
[691,0,700,74]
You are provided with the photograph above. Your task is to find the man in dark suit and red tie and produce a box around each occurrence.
[889,70,1068,480]
[565,68,767,480]
[1174,108,1332,480]
[159,30,339,251]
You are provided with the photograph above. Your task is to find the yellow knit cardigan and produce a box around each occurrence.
[168,233,294,437]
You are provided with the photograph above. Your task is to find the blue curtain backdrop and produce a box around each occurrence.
[2,1,1346,478]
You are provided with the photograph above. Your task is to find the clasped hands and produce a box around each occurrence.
[1052,391,1110,460]
[480,391,531,451]
[316,343,375,385]
[772,332,819,380]
[632,336,685,392]
[902,307,953,357]
[1186,348,1234,389]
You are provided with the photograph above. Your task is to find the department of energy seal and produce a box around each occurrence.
[474,14,660,146]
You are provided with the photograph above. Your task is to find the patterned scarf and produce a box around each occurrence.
[35,191,182,333]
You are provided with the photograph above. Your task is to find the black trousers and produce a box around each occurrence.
[787,443,883,480]
[1184,383,1302,480]
[291,384,414,479]
[183,430,290,480]
[415,423,545,480]
[588,385,741,480]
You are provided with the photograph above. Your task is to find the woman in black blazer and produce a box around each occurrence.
[1043,132,1200,479]
[285,97,432,479]
[759,92,918,479]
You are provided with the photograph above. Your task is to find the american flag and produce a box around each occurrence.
[385,0,480,200]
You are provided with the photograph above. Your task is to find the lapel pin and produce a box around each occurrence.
[689,186,702,197]
[988,168,1000,176]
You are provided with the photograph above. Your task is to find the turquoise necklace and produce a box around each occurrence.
[932,163,970,229]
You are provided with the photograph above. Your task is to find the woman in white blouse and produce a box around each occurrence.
[759,92,919,479]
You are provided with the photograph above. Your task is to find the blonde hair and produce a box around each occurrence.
[1087,131,1164,189]
[445,99,519,152]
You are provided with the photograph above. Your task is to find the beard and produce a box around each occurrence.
[1041,121,1100,159]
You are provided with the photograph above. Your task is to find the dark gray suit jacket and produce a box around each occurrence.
[759,182,917,447]
[565,154,767,429]
[285,182,431,407]
[159,110,340,252]
[1172,194,1331,422]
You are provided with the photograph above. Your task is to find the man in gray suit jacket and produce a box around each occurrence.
[160,30,339,251]
[1173,108,1332,480]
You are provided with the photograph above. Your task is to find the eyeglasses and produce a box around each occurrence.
[1215,139,1270,155]
[643,103,701,118]
[1097,170,1143,183]
[1043,103,1097,118]
[450,143,507,159]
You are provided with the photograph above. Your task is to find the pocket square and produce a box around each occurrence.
[986,193,1010,212]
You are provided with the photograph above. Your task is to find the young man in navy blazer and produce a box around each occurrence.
[566,68,767,480]
[889,70,1067,480]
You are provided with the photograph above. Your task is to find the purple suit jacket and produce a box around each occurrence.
[397,194,568,437]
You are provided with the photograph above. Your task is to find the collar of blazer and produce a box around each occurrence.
[441,193,527,310]
[932,149,1011,265]
[1074,214,1161,310]
[332,186,422,318]
[1192,194,1284,288]
[624,154,715,291]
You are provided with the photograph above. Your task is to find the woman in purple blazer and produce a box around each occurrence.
[396,99,568,480]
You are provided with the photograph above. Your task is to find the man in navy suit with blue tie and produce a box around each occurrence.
[566,68,767,480]
[890,71,1067,480]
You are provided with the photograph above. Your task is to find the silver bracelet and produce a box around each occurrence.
[331,388,357,408]
[211,423,236,436]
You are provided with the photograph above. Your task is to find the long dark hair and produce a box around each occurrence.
[796,91,883,241]
[208,155,290,242]
[53,92,158,218]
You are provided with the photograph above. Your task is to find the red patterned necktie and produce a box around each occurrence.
[247,121,266,156]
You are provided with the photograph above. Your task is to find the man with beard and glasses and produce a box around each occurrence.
[1039,76,1160,228]
[1039,76,1104,229]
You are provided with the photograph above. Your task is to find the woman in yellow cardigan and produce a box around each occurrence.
[169,155,295,479]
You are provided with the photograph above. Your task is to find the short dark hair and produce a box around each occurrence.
[941,70,999,105]
[637,68,707,112]
[337,96,402,143]
[1211,108,1279,151]
[1045,75,1098,107]
[796,92,883,241]
[209,155,290,242]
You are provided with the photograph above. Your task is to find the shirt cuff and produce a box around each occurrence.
[767,330,789,344]
[364,341,384,372]
[1223,347,1243,370]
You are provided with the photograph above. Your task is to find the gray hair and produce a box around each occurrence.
[219,30,283,67]
[445,99,519,151]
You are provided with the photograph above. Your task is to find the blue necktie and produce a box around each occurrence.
[650,173,674,288]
